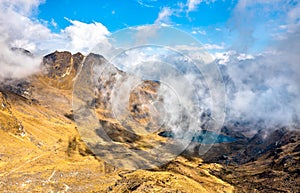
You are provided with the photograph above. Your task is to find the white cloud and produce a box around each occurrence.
[213,50,236,65]
[236,53,254,60]
[186,0,203,12]
[0,1,111,54]
[50,18,57,28]
[155,7,173,24]
[0,0,112,80]
[0,39,41,80]
[0,0,43,15]
[62,18,110,54]
[198,30,207,35]
[0,0,49,80]
[0,1,111,55]
[231,0,300,51]
[174,45,204,51]
[153,0,216,24]
[191,29,207,35]
[136,0,156,8]
[175,43,225,52]
[203,43,225,50]
[174,43,224,52]
[174,44,215,64]
[133,25,160,45]
[0,0,52,52]
[186,0,216,13]
[215,27,300,128]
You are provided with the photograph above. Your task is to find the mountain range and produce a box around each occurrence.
[0,50,299,192]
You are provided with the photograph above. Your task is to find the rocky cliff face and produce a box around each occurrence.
[0,51,299,192]
[42,51,84,90]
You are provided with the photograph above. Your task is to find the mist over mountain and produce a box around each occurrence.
[0,50,299,192]
[1,1,299,135]
[214,28,300,131]
[3,43,299,134]
[1,0,300,192]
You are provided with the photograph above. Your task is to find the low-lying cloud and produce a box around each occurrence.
[0,0,46,80]
[216,0,300,129]
[217,46,300,128]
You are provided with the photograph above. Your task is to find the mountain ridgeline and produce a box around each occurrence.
[0,50,299,192]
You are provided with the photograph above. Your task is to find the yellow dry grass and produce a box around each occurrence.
[0,75,235,192]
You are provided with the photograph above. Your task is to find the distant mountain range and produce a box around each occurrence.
[0,50,299,192]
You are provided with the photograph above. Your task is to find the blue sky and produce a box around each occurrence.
[36,0,238,52]
[37,0,244,52]
[0,0,299,54]
[34,0,299,54]
[38,0,236,32]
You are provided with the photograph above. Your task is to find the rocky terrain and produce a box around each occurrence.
[202,127,300,192]
[0,50,299,192]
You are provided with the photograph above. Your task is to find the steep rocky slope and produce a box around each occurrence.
[0,51,234,192]
[191,125,300,192]
[212,128,300,192]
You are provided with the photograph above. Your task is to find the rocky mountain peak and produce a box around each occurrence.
[42,51,84,89]
[11,47,33,57]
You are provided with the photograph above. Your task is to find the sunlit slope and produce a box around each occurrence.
[0,51,234,192]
